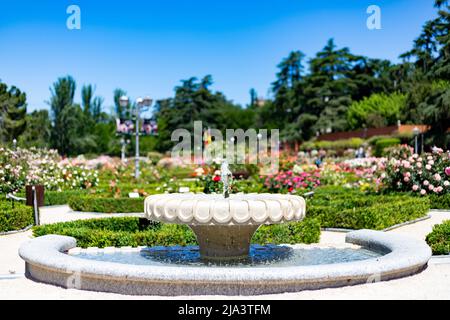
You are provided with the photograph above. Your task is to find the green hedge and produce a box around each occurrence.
[308,186,430,230]
[45,190,89,206]
[68,196,144,213]
[428,194,450,210]
[426,220,450,255]
[0,201,34,233]
[374,138,401,157]
[33,217,321,248]
[301,138,364,152]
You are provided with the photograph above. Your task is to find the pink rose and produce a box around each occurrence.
[444,181,450,187]
[412,185,419,191]
[428,185,434,191]
[420,189,427,195]
[426,164,432,170]
[434,174,442,182]
[416,163,422,169]
[423,180,429,186]
[445,167,450,176]
[404,177,410,183]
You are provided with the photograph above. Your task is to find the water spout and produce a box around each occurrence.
[221,160,232,198]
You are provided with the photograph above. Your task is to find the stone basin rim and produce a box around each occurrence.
[19,230,432,284]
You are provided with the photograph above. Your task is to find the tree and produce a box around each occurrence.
[304,39,359,132]
[154,75,247,151]
[347,92,407,130]
[82,84,105,123]
[0,80,27,144]
[401,2,450,147]
[249,88,258,107]
[49,76,98,155]
[114,88,129,119]
[19,110,51,148]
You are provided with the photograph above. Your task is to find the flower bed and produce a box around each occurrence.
[263,170,321,194]
[381,145,450,196]
[0,147,99,194]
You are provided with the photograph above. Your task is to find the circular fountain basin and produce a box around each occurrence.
[144,193,306,260]
[19,230,432,296]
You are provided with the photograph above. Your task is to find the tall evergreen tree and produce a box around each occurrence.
[0,80,27,144]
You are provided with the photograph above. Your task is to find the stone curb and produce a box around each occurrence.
[0,225,33,237]
[19,230,432,296]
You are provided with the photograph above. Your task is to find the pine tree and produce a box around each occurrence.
[0,80,27,145]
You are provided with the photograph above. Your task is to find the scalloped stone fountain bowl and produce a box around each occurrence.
[144,193,306,260]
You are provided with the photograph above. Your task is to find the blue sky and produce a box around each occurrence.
[0,0,438,113]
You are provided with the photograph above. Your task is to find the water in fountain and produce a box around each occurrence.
[71,245,382,268]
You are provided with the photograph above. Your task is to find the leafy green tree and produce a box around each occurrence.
[49,76,98,155]
[0,80,27,145]
[19,110,51,148]
[113,88,130,119]
[347,92,407,130]
[155,76,248,151]
[401,2,450,147]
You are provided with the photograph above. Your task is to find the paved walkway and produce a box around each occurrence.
[0,206,449,299]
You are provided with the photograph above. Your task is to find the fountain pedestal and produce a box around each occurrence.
[190,225,260,260]
[144,193,306,261]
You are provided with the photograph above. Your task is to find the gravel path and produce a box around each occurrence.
[1,206,449,299]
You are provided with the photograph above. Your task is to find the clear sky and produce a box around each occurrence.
[0,0,439,113]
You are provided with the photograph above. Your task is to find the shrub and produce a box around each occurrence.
[428,194,450,209]
[300,138,364,154]
[254,218,321,245]
[381,145,450,196]
[426,220,450,255]
[146,152,164,165]
[0,201,34,232]
[45,190,89,206]
[308,186,430,230]
[33,217,321,248]
[347,92,407,130]
[68,196,144,213]
[374,138,401,157]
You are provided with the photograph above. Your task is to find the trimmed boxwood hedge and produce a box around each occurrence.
[45,190,89,206]
[68,196,144,213]
[427,194,450,210]
[426,220,450,255]
[308,186,430,230]
[33,217,321,248]
[0,201,34,233]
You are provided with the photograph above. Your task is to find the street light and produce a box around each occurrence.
[119,95,153,179]
[413,127,420,155]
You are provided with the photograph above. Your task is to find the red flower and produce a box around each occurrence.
[213,176,221,182]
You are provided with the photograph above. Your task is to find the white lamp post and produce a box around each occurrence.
[119,95,153,179]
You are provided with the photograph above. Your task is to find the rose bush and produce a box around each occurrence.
[0,147,99,194]
[381,145,450,196]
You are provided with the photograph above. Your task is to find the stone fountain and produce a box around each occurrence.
[19,161,433,295]
[144,161,306,260]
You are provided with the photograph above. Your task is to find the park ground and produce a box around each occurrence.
[1,206,449,300]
